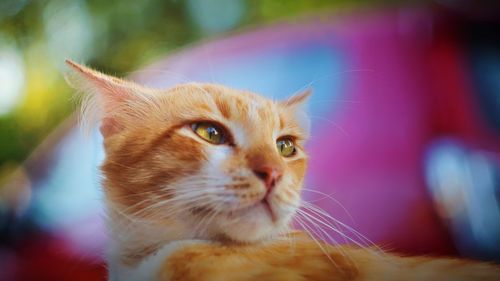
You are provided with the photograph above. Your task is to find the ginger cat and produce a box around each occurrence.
[65,60,500,281]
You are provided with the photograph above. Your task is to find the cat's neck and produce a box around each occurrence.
[106,208,192,267]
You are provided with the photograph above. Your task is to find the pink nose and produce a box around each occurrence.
[253,166,283,191]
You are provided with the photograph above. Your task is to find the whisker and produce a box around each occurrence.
[295,211,358,271]
[294,215,343,270]
[308,115,349,137]
[293,69,375,95]
[301,188,355,224]
[296,207,379,256]
[300,201,380,252]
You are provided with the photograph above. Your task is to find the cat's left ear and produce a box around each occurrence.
[280,88,312,109]
[279,88,312,135]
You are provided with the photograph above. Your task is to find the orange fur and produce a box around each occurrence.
[65,60,500,280]
[160,237,500,281]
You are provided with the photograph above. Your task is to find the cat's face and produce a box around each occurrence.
[66,61,310,243]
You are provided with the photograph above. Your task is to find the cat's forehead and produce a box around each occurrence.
[163,83,305,145]
[182,83,273,109]
[169,83,278,125]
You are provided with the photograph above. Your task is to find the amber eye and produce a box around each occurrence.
[192,122,226,144]
[276,137,296,157]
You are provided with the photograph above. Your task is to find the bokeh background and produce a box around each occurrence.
[1,0,500,280]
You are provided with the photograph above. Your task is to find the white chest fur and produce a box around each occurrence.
[108,240,205,281]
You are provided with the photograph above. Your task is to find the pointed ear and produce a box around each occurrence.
[279,88,312,136]
[65,59,149,137]
[280,88,312,108]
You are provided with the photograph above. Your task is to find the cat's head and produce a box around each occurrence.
[66,60,310,243]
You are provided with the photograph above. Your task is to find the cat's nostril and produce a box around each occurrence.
[254,171,271,183]
[253,166,283,190]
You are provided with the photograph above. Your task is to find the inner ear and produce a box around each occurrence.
[65,60,150,137]
[280,88,312,108]
[65,59,138,105]
[278,88,312,137]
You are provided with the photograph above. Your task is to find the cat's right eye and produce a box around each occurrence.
[191,122,226,145]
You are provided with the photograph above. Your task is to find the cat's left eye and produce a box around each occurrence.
[192,122,226,145]
[277,137,296,157]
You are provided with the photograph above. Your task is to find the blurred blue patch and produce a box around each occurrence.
[192,42,347,118]
[29,128,104,230]
[425,139,500,261]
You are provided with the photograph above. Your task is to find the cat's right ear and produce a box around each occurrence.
[65,59,147,137]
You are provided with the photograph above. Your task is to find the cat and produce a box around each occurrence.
[65,60,500,281]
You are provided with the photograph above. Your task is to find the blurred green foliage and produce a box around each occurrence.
[0,0,418,179]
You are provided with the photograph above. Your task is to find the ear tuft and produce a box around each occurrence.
[65,59,132,98]
[65,59,89,74]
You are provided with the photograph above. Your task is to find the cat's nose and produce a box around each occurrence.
[253,166,283,191]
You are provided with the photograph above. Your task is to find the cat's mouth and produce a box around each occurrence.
[226,197,278,223]
[261,198,277,223]
[190,196,279,224]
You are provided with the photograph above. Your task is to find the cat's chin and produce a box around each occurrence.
[220,222,286,244]
[214,202,292,243]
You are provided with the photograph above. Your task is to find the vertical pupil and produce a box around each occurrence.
[278,139,294,155]
[208,127,216,139]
